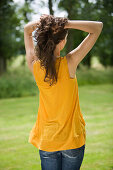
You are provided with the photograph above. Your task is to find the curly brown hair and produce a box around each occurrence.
[33,14,68,86]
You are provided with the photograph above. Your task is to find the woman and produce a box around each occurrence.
[24,14,103,170]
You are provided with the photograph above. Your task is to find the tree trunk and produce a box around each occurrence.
[48,0,54,15]
[0,58,7,75]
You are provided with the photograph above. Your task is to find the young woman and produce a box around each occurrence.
[24,14,103,170]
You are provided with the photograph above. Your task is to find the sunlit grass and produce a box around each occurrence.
[0,84,113,169]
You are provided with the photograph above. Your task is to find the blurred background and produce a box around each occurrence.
[0,0,113,169]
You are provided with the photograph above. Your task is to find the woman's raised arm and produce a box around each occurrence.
[64,20,103,33]
[64,20,103,69]
[24,20,40,73]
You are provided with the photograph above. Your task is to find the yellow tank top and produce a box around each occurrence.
[28,56,86,152]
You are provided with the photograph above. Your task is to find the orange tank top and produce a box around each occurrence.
[28,56,86,152]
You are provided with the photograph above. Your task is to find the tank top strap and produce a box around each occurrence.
[56,56,69,80]
[63,56,70,79]
[63,55,76,80]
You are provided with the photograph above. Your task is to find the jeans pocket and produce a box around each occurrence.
[39,150,59,159]
[62,145,85,158]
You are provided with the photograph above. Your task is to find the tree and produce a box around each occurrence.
[58,0,93,67]
[48,0,54,15]
[93,0,113,66]
[18,0,35,66]
[58,0,113,67]
[0,0,21,74]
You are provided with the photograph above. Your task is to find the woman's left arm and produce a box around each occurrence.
[24,20,40,74]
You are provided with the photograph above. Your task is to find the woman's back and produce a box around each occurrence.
[28,55,86,152]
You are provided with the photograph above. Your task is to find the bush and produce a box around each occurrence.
[0,65,113,99]
[76,65,113,86]
[0,66,38,99]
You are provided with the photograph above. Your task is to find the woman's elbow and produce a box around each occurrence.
[94,21,103,34]
[98,22,103,32]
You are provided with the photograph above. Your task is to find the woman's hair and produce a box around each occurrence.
[33,14,68,86]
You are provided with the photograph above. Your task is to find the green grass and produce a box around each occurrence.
[79,84,113,170]
[0,84,113,169]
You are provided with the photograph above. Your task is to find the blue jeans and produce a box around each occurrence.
[39,144,85,170]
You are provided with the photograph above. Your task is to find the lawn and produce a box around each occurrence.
[0,84,113,170]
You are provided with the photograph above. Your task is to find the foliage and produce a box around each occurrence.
[0,0,35,73]
[0,66,37,99]
[58,0,113,67]
[0,64,113,99]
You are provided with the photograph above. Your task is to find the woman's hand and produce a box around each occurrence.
[24,20,40,35]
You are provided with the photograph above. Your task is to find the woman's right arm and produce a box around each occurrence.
[64,20,103,69]
[65,20,103,33]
